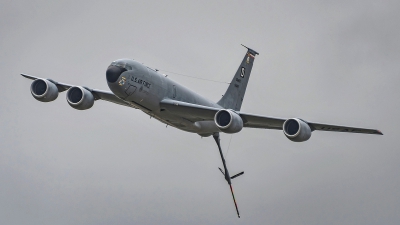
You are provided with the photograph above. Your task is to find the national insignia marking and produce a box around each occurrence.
[119,77,126,86]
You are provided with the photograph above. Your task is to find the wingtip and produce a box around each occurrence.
[20,73,32,78]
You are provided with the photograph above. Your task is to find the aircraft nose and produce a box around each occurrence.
[106,66,127,83]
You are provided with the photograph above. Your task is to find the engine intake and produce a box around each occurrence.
[66,86,94,110]
[30,79,59,102]
[283,118,312,142]
[214,109,243,133]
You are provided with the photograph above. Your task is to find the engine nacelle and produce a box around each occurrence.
[66,86,94,110]
[214,109,243,134]
[30,79,59,102]
[283,118,312,142]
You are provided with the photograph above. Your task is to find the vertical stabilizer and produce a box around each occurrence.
[217,45,259,111]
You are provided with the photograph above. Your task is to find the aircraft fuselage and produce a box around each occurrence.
[106,59,222,136]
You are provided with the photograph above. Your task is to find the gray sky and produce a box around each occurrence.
[1,0,399,224]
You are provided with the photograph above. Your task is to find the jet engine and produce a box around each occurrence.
[283,118,312,142]
[30,79,59,102]
[66,86,94,110]
[214,109,243,134]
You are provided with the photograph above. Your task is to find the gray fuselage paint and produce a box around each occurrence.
[107,59,222,135]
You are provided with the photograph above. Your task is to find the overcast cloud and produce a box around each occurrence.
[1,0,399,224]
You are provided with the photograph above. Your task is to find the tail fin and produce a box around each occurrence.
[217,45,259,111]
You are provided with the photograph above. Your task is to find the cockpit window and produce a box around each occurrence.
[111,61,132,70]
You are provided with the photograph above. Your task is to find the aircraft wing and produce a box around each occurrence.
[306,122,382,135]
[160,99,219,121]
[21,73,130,107]
[240,113,285,130]
[160,99,382,135]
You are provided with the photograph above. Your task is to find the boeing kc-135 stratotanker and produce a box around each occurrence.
[20,45,382,218]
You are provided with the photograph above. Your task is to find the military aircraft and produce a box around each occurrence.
[21,45,382,218]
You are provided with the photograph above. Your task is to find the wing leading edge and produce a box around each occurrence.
[20,73,130,107]
[159,99,383,135]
